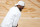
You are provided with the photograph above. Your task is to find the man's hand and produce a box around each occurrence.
[16,24,18,27]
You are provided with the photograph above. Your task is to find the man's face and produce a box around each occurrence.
[19,5,24,9]
[17,5,24,11]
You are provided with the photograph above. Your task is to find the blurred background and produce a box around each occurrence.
[0,0,40,27]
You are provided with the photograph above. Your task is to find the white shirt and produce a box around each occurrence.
[1,6,21,27]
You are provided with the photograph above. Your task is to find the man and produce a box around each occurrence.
[1,1,25,27]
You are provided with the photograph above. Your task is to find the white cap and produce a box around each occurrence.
[15,1,25,6]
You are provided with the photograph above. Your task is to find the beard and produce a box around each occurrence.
[19,8,22,11]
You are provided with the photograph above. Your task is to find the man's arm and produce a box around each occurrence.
[12,13,21,27]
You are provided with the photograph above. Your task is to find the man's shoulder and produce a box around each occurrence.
[9,6,21,14]
[9,6,17,11]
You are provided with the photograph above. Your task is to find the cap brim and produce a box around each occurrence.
[15,4,24,6]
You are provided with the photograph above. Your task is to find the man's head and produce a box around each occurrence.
[15,1,25,11]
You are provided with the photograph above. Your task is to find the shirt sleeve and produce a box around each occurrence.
[12,13,21,26]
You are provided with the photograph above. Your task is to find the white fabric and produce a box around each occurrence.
[15,1,25,6]
[1,6,21,27]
